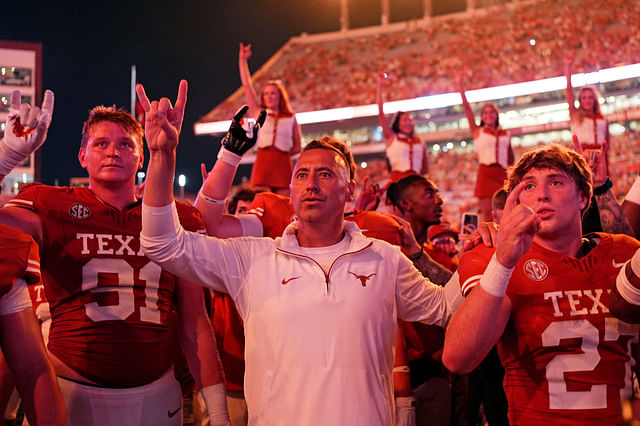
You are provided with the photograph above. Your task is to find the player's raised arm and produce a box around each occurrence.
[0,90,52,241]
[0,89,54,181]
[443,183,539,373]
[195,106,265,237]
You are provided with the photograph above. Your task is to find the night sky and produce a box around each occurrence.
[1,0,465,192]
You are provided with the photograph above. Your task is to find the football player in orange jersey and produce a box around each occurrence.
[0,89,229,426]
[444,144,639,425]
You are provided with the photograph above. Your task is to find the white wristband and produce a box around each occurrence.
[217,147,242,167]
[625,176,640,205]
[632,247,640,276]
[616,268,640,306]
[479,254,514,297]
[616,249,640,306]
[0,138,28,177]
[196,191,226,205]
[202,383,230,426]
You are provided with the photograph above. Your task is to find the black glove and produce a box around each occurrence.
[221,105,267,156]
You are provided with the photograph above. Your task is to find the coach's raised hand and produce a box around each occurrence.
[136,80,187,154]
[137,80,187,207]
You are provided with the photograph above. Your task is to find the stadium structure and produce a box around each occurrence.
[195,0,640,220]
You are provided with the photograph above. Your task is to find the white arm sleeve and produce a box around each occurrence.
[443,271,465,313]
[0,278,32,316]
[396,252,451,327]
[616,248,640,306]
[141,202,256,298]
[238,214,264,237]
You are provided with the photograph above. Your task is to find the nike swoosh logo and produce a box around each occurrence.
[168,407,181,418]
[282,276,301,285]
[612,259,626,269]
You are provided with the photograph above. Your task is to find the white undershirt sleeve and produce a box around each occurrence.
[616,248,640,306]
[396,251,451,327]
[443,271,465,313]
[141,201,260,299]
[238,214,264,237]
[0,278,32,316]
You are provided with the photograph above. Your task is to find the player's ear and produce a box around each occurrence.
[399,198,412,214]
[578,191,588,211]
[78,147,88,169]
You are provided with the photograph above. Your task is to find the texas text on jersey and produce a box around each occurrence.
[459,233,640,425]
[6,183,206,387]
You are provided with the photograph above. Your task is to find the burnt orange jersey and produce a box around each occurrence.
[6,184,205,387]
[459,234,640,425]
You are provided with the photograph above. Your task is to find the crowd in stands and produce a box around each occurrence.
[221,127,640,231]
[3,0,640,423]
[204,0,640,121]
[327,129,640,230]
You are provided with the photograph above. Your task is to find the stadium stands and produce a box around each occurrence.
[202,0,640,226]
[200,0,640,121]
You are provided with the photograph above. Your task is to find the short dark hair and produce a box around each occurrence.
[302,136,356,181]
[505,143,592,214]
[81,106,144,152]
[386,174,435,214]
[228,185,262,214]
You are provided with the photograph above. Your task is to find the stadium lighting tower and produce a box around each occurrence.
[423,0,432,19]
[178,174,186,200]
[381,0,389,25]
[340,0,349,31]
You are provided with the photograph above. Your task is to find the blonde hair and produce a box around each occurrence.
[81,106,143,153]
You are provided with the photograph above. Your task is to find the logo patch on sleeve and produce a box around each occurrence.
[69,203,92,220]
